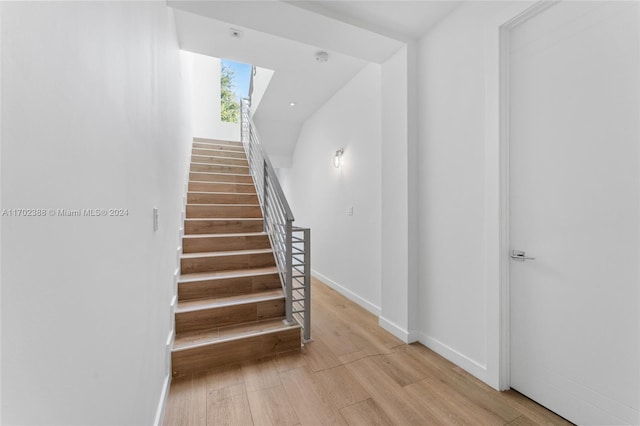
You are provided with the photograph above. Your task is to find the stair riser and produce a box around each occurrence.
[185,219,263,234]
[192,148,246,159]
[191,163,250,174]
[189,172,253,184]
[175,299,285,334]
[183,234,270,253]
[186,205,262,219]
[171,327,300,377]
[178,273,281,301]
[187,193,259,205]
[188,181,256,194]
[191,155,249,166]
[181,252,276,274]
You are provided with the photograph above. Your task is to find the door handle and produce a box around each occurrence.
[511,250,536,261]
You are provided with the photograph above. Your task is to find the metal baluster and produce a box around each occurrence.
[263,160,268,232]
[303,227,311,341]
[285,220,294,325]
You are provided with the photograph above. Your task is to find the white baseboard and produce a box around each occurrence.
[153,374,171,426]
[416,332,489,384]
[311,270,381,316]
[378,316,418,343]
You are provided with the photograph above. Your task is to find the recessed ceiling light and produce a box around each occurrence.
[289,102,296,107]
[229,28,243,38]
[315,51,329,62]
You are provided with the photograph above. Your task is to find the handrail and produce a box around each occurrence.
[240,98,311,342]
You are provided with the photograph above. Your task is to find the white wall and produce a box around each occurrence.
[249,66,274,117]
[281,64,382,313]
[416,1,532,388]
[0,2,191,424]
[185,51,240,142]
[252,115,301,168]
[378,45,420,343]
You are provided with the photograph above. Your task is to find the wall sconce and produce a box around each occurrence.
[333,148,344,168]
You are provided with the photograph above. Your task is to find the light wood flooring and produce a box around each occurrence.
[163,278,573,426]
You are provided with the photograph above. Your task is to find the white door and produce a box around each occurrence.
[509,2,639,424]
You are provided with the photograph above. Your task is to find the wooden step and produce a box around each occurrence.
[187,192,259,205]
[175,289,285,334]
[189,172,253,184]
[191,155,248,167]
[186,204,262,218]
[178,266,281,301]
[182,232,271,253]
[194,137,243,147]
[192,139,244,151]
[181,248,275,274]
[191,163,250,174]
[193,142,245,152]
[188,181,256,194]
[185,218,263,234]
[192,148,247,159]
[171,319,301,377]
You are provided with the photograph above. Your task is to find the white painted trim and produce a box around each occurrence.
[311,270,381,316]
[153,374,171,426]
[0,4,3,422]
[378,316,417,343]
[170,294,177,310]
[497,22,513,393]
[417,332,490,384]
[160,148,189,426]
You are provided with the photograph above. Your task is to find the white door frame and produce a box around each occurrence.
[482,0,558,391]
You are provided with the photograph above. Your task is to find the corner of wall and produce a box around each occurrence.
[312,271,381,316]
[378,316,418,343]
[416,332,492,387]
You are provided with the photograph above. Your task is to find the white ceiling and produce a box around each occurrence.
[168,1,461,164]
[287,1,462,41]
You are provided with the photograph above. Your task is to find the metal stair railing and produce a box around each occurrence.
[240,98,311,342]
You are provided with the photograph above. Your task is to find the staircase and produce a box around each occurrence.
[171,138,302,377]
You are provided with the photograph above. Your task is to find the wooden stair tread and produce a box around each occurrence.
[193,138,242,144]
[191,149,247,158]
[189,180,254,186]
[176,288,284,313]
[192,148,246,156]
[188,191,255,196]
[192,154,247,160]
[183,231,267,239]
[179,266,278,282]
[185,217,262,221]
[172,318,299,351]
[191,161,248,167]
[187,205,260,207]
[189,172,251,177]
[193,140,243,147]
[181,248,273,259]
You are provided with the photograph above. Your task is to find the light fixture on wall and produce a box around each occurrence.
[333,148,344,168]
